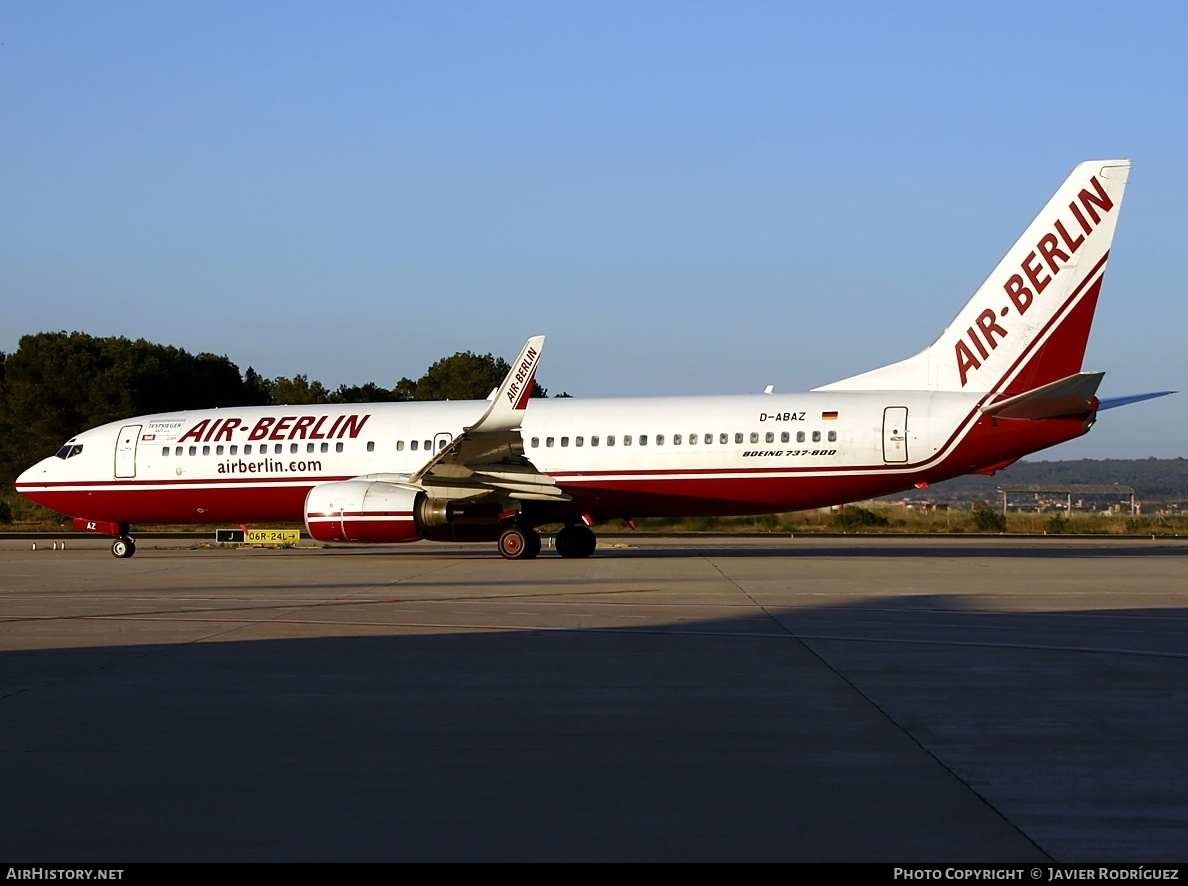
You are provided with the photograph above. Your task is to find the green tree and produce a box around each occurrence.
[267,374,332,405]
[243,367,271,405]
[412,351,547,401]
[0,332,268,485]
[330,382,404,403]
[393,377,417,401]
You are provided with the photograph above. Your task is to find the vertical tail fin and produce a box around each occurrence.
[816,160,1130,394]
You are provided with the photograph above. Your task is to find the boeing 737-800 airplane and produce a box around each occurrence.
[15,160,1171,559]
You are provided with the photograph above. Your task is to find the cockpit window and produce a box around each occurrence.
[55,444,84,460]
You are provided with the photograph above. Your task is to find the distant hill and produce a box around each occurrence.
[885,459,1188,505]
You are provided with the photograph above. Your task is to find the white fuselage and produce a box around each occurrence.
[15,389,1086,527]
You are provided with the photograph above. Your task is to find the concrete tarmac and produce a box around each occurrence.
[1,535,1185,862]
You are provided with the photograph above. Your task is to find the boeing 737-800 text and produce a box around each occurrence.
[15,160,1171,559]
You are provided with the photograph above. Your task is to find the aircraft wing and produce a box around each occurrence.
[407,336,569,502]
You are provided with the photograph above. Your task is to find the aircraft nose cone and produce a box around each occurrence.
[15,459,48,493]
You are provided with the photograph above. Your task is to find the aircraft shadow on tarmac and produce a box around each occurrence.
[2,588,1186,863]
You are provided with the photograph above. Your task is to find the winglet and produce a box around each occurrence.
[467,336,545,433]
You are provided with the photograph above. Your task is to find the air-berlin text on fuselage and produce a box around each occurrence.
[177,414,371,444]
[956,175,1115,387]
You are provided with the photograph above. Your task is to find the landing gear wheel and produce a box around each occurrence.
[111,537,136,559]
[524,529,542,559]
[555,524,597,559]
[498,526,541,560]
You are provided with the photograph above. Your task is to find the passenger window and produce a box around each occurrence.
[561,436,569,447]
[656,434,664,445]
[423,440,431,451]
[780,432,789,443]
[624,435,632,446]
[230,445,238,455]
[765,432,774,444]
[674,434,682,445]
[734,433,743,444]
[366,441,375,452]
[828,430,837,442]
[749,432,759,444]
[290,443,298,454]
[321,442,329,453]
[411,440,419,451]
[812,431,821,442]
[189,446,197,456]
[175,446,183,456]
[639,435,647,446]
[216,445,225,455]
[162,447,170,456]
[531,437,539,448]
[396,440,404,451]
[576,437,584,447]
[336,442,344,453]
[275,444,284,454]
[591,436,599,447]
[245,444,253,455]
[797,431,806,443]
[307,443,314,453]
[546,437,554,447]
[607,436,615,446]
[202,445,211,456]
[688,433,696,445]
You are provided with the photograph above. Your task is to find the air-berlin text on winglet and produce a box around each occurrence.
[955,174,1116,387]
[505,346,540,409]
[176,414,371,444]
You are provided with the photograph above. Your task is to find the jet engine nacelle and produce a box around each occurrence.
[305,480,429,543]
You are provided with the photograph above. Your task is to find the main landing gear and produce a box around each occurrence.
[111,536,137,559]
[555,524,597,559]
[498,525,542,560]
[496,523,597,560]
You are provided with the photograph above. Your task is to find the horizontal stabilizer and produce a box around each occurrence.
[980,372,1104,420]
[1098,390,1176,411]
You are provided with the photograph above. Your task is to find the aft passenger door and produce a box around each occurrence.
[115,424,142,478]
[882,407,908,463]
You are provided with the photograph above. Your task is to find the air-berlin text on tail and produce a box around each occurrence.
[176,413,371,444]
[505,346,539,409]
[956,175,1115,387]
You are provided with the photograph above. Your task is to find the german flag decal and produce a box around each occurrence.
[822,411,839,421]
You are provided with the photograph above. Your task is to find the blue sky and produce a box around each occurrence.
[3,1,1185,458]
